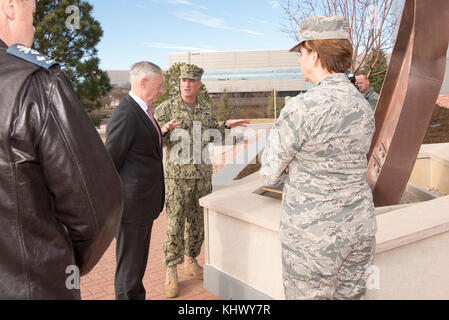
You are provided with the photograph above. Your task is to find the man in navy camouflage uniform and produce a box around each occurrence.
[155,64,249,298]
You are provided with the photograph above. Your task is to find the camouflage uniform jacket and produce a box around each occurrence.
[364,87,379,111]
[260,73,377,248]
[154,95,226,179]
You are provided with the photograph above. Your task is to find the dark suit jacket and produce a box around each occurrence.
[105,94,165,224]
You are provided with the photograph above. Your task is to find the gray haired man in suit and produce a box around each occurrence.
[105,61,181,300]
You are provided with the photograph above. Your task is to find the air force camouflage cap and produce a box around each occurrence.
[179,64,204,81]
[289,15,350,52]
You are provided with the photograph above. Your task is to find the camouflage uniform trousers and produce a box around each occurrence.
[163,178,212,267]
[281,236,376,300]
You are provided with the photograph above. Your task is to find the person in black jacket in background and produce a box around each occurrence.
[0,0,123,299]
[105,61,181,300]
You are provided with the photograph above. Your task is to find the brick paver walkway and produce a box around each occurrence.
[80,209,219,300]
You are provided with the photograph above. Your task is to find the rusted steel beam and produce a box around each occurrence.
[367,0,449,206]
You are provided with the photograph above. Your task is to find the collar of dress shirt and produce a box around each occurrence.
[129,90,150,116]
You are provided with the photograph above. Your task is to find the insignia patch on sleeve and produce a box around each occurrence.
[6,44,59,69]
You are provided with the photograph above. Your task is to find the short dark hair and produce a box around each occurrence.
[299,39,353,73]
[355,70,369,77]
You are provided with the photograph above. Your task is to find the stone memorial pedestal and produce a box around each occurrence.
[200,143,449,299]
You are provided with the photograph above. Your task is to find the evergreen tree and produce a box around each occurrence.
[362,50,389,93]
[217,90,233,121]
[33,0,111,113]
[153,62,211,108]
[266,91,283,118]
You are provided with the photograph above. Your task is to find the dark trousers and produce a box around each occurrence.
[114,221,153,300]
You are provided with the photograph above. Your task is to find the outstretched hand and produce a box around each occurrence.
[225,119,251,128]
[161,119,183,135]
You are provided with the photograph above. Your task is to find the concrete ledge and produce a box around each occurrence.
[204,265,274,300]
[376,195,449,253]
[202,172,449,254]
[200,173,280,232]
[201,143,449,299]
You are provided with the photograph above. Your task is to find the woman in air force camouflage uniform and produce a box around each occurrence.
[260,16,377,300]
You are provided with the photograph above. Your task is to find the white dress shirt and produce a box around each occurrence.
[129,90,150,117]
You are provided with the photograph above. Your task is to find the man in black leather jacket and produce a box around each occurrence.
[0,0,123,299]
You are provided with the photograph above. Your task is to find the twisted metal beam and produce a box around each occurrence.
[367,0,449,206]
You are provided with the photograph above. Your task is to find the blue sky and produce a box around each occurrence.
[89,0,295,70]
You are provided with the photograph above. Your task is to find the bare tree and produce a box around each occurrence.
[278,0,404,75]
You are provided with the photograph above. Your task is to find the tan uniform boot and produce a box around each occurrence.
[184,256,203,280]
[165,265,179,298]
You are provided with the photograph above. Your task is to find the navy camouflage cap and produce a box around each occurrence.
[179,64,204,81]
[289,15,350,52]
